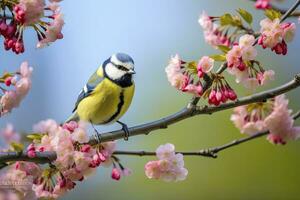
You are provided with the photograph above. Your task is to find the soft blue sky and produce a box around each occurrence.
[0,0,299,199]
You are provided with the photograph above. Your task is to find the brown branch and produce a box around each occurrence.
[89,73,300,144]
[113,110,300,158]
[0,151,56,164]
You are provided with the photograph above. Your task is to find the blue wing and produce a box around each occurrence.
[72,71,104,112]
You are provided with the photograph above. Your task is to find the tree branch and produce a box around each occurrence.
[0,151,56,164]
[249,0,300,17]
[88,73,300,144]
[114,110,300,158]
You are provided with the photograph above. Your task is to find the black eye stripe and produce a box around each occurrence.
[112,62,129,71]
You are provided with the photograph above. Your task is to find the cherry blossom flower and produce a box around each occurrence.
[258,18,296,55]
[37,11,64,48]
[12,119,120,198]
[225,34,274,90]
[14,0,45,25]
[199,11,231,48]
[197,56,214,74]
[0,62,33,116]
[264,95,300,144]
[145,143,188,182]
[0,0,64,53]
[231,95,300,144]
[0,124,20,146]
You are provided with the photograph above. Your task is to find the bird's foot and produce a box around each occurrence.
[90,121,102,144]
[117,121,130,141]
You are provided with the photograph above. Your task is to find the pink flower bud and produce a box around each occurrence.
[27,150,36,158]
[4,77,12,86]
[111,168,121,181]
[0,20,8,35]
[237,62,246,71]
[58,178,66,188]
[228,89,237,100]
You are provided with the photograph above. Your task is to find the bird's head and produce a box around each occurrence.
[103,53,135,87]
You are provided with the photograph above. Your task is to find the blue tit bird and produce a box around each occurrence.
[66,53,135,141]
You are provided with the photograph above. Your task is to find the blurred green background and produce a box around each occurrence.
[1,0,300,199]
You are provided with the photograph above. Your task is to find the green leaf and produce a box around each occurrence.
[217,45,231,53]
[186,61,197,74]
[27,133,44,141]
[220,13,234,26]
[237,8,253,25]
[10,142,24,152]
[209,54,226,62]
[265,9,282,20]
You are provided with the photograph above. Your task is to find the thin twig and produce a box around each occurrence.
[113,109,300,158]
[280,0,300,22]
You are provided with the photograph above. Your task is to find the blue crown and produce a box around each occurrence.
[115,53,134,64]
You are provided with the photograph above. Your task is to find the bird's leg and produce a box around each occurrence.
[117,121,130,141]
[90,120,102,144]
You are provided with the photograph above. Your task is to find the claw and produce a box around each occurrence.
[90,120,101,144]
[117,121,130,141]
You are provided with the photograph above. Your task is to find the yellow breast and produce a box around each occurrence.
[76,79,135,125]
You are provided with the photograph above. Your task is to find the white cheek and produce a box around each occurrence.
[105,64,126,80]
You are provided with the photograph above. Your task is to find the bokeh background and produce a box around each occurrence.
[0,0,300,199]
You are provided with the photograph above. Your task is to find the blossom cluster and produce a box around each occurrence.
[145,143,188,182]
[165,54,238,106]
[231,95,300,144]
[0,62,33,116]
[226,34,275,90]
[0,119,129,199]
[0,0,64,54]
[258,18,296,55]
[198,11,231,48]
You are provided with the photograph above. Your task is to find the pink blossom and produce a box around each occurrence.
[282,22,296,43]
[226,45,242,68]
[231,105,268,135]
[145,161,161,179]
[0,62,33,115]
[231,95,300,144]
[197,56,214,73]
[0,124,20,145]
[258,70,275,85]
[264,95,300,144]
[198,11,213,31]
[241,46,257,61]
[165,55,187,90]
[259,18,295,55]
[37,11,64,48]
[156,143,175,160]
[33,119,59,135]
[198,11,231,48]
[145,143,188,182]
[71,122,89,144]
[239,34,255,48]
[14,0,45,25]
[0,90,19,114]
